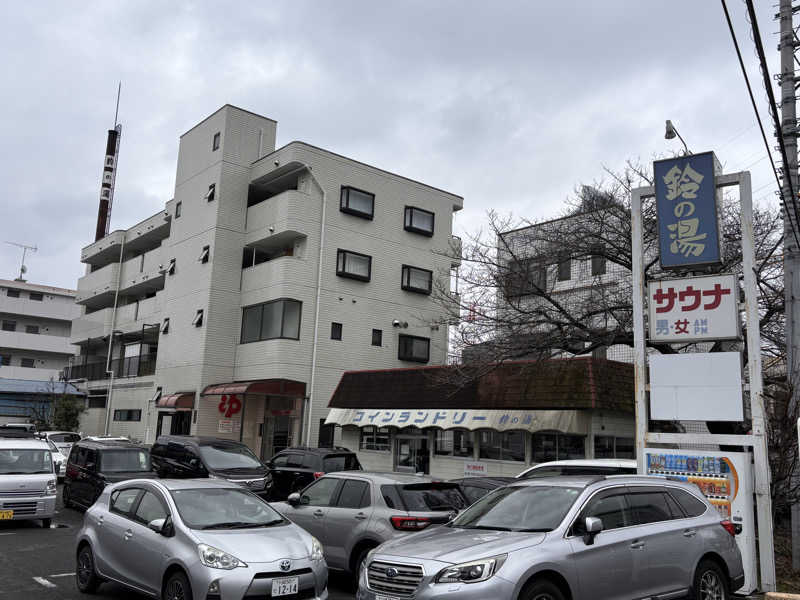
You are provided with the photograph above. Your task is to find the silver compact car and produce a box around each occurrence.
[358,476,744,600]
[76,478,328,599]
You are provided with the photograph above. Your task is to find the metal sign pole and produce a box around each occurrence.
[631,186,648,475]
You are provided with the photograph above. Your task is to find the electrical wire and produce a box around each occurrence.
[742,0,800,247]
[720,0,800,248]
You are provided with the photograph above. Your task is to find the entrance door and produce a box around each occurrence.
[261,415,295,461]
[156,412,172,439]
[156,411,191,438]
[394,436,429,474]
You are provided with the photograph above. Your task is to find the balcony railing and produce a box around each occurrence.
[64,353,157,381]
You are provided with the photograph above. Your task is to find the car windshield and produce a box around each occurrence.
[171,487,285,529]
[399,483,468,511]
[0,449,53,474]
[198,443,263,470]
[451,485,581,532]
[50,433,80,444]
[46,440,61,455]
[99,449,150,472]
[322,454,361,472]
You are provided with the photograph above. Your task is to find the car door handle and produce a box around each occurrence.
[683,529,697,538]
[630,540,645,549]
[354,512,367,520]
[313,510,324,518]
[123,529,133,541]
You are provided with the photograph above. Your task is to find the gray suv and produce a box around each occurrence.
[272,472,468,577]
[358,476,744,600]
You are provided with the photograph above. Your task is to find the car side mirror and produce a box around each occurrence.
[148,518,166,534]
[287,492,301,506]
[583,516,603,545]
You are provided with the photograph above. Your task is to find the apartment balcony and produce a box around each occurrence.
[81,231,125,268]
[0,330,74,355]
[0,365,63,381]
[69,296,163,345]
[64,353,157,382]
[76,247,166,310]
[0,293,79,322]
[81,210,171,268]
[245,190,314,246]
[241,256,309,294]
[449,235,462,267]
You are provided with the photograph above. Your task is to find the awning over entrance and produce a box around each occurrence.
[326,408,590,434]
[202,379,306,397]
[157,392,195,410]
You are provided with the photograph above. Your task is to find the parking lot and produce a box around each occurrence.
[0,486,355,600]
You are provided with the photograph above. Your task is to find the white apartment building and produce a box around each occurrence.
[68,105,463,458]
[0,279,79,381]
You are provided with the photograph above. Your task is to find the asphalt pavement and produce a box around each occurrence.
[0,486,355,600]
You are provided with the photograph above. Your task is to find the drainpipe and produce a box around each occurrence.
[103,236,125,434]
[304,165,326,446]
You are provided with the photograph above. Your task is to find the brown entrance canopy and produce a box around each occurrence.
[202,379,306,397]
[157,392,195,410]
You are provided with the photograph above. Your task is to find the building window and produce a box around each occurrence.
[160,318,170,334]
[532,432,586,463]
[28,292,43,301]
[240,299,302,343]
[340,186,374,219]
[504,258,546,298]
[205,183,215,202]
[398,334,430,363]
[1,320,16,332]
[401,265,433,294]
[87,396,107,409]
[212,132,221,151]
[591,245,606,276]
[6,289,19,298]
[167,258,176,275]
[478,430,525,462]
[0,355,10,366]
[175,201,182,219]
[192,309,204,327]
[371,329,382,347]
[557,254,571,281]
[199,246,210,264]
[331,322,343,341]
[435,430,475,458]
[404,206,435,236]
[20,358,35,368]
[594,435,635,459]
[113,409,142,422]
[25,325,39,334]
[336,249,372,282]
[359,426,390,451]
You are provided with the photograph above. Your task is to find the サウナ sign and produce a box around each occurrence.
[648,274,739,343]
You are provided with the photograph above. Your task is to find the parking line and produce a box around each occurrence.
[0,532,15,536]
[32,577,56,588]
[49,573,74,578]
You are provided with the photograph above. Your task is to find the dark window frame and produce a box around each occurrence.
[371,329,382,347]
[504,257,547,298]
[2,320,16,332]
[336,249,372,282]
[20,358,35,368]
[401,265,433,295]
[477,429,526,462]
[0,354,10,366]
[212,132,221,151]
[404,206,435,236]
[175,202,182,219]
[205,183,216,202]
[331,322,343,341]
[591,245,607,276]
[398,334,430,363]
[532,431,586,463]
[240,298,303,344]
[25,325,40,334]
[557,254,571,281]
[359,426,390,452]
[6,289,19,298]
[28,292,44,301]
[113,409,142,422]
[339,186,375,220]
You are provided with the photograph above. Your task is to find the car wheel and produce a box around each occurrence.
[352,547,373,588]
[62,485,72,508]
[41,518,51,528]
[693,559,729,600]
[164,571,193,600]
[75,545,100,594]
[520,579,565,600]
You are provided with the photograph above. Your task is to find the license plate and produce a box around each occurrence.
[0,510,12,520]
[271,576,298,597]
[376,595,401,600]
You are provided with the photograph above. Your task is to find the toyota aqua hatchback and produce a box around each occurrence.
[75,479,328,599]
[358,476,744,600]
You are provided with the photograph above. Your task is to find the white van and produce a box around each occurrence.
[516,458,637,479]
[0,437,57,527]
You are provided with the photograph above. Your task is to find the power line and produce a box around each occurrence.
[720,0,800,247]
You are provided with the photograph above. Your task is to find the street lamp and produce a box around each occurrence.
[665,120,691,155]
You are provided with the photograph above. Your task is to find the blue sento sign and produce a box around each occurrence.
[653,152,722,269]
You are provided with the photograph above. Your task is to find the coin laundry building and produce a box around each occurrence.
[325,357,636,477]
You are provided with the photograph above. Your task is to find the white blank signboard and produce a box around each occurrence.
[649,352,743,421]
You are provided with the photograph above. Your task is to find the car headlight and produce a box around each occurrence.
[310,536,324,563]
[198,543,247,569]
[45,479,57,495]
[435,554,507,584]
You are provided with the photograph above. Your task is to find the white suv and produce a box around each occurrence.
[517,458,637,479]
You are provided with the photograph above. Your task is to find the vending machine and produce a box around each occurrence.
[644,447,756,594]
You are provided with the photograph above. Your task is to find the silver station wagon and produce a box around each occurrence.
[358,476,744,600]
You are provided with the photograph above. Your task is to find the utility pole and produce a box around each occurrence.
[4,241,37,281]
[779,0,800,571]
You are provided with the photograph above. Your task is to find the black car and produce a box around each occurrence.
[267,446,362,500]
[449,476,517,504]
[62,440,155,510]
[149,435,272,496]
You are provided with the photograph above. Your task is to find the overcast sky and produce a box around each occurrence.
[0,1,782,289]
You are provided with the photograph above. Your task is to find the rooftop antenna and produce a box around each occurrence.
[94,82,122,242]
[4,241,37,282]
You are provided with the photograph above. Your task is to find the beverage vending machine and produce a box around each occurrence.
[644,447,756,594]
